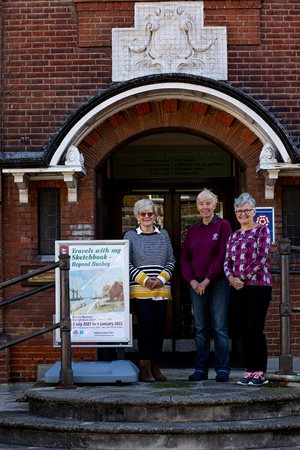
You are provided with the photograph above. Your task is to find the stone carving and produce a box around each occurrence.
[112,2,227,81]
[259,143,278,165]
[65,145,85,166]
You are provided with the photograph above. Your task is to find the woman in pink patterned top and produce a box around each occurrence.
[224,192,272,386]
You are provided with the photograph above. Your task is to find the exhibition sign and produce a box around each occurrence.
[254,207,275,243]
[54,240,131,347]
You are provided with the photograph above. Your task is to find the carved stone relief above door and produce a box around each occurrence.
[112,2,227,81]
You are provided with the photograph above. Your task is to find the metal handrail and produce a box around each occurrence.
[0,254,75,388]
[0,282,55,308]
[278,239,300,375]
[0,323,60,349]
[0,262,59,289]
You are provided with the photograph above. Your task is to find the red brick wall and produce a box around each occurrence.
[1,175,97,381]
[0,0,6,374]
[2,0,300,152]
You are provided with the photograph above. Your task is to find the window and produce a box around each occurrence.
[38,189,60,255]
[282,186,300,246]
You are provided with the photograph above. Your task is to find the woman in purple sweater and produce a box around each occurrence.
[224,192,272,386]
[181,189,232,382]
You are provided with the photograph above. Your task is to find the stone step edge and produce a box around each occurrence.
[0,411,300,434]
[26,386,300,423]
[27,395,300,423]
[26,385,300,407]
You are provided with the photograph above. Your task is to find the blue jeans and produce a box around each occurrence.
[189,276,230,374]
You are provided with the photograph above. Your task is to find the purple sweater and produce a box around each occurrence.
[224,224,272,286]
[180,215,232,283]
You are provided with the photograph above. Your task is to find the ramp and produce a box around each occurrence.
[43,360,139,384]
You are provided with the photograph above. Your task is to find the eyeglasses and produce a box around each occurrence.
[139,212,154,218]
[235,208,254,215]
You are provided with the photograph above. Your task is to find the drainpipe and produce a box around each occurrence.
[278,239,294,374]
[0,0,9,384]
[0,168,9,383]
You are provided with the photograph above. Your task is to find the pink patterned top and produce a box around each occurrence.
[224,225,272,286]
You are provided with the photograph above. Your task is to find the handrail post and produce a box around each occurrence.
[278,239,294,374]
[58,253,75,388]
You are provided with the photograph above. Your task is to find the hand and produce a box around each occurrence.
[145,277,163,290]
[145,278,155,290]
[151,277,163,289]
[190,278,210,295]
[229,275,244,290]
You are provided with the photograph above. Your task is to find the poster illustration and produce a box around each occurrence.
[54,240,131,346]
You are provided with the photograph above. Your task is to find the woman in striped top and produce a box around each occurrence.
[124,199,175,382]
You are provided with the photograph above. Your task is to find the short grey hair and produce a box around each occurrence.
[234,192,256,210]
[133,199,157,218]
[197,188,218,206]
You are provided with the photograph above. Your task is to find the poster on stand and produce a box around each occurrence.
[54,240,130,346]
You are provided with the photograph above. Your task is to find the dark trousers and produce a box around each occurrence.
[133,299,168,362]
[230,285,272,373]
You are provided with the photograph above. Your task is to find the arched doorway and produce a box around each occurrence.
[96,131,239,359]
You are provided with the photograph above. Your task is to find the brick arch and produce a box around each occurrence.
[78,99,262,170]
[49,76,295,167]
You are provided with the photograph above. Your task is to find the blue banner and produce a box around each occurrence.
[254,207,275,243]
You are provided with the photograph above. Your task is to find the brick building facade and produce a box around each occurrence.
[0,0,300,381]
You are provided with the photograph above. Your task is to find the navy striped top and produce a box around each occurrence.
[124,226,176,300]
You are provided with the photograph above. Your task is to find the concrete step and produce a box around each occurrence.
[26,380,300,423]
[1,370,300,449]
[0,410,300,449]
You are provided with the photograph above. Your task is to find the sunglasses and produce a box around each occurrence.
[139,212,154,218]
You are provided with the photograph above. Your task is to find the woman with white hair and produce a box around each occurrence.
[181,188,232,382]
[224,192,272,386]
[124,199,175,382]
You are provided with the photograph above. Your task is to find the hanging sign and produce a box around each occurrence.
[254,207,275,244]
[54,240,131,347]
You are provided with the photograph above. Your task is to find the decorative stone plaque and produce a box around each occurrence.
[112,2,227,81]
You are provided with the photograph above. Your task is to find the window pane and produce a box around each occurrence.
[283,187,300,246]
[38,189,60,254]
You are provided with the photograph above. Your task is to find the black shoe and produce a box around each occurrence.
[237,372,253,385]
[188,370,208,381]
[215,370,230,382]
[248,371,269,386]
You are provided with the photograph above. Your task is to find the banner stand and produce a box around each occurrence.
[44,240,140,384]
